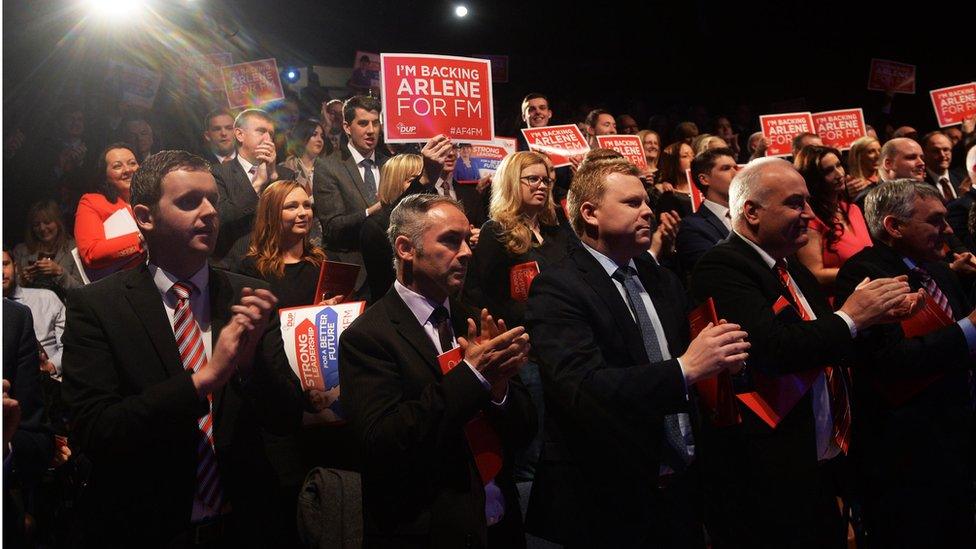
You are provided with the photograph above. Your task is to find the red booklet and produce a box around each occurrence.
[688,299,741,426]
[734,294,822,429]
[438,347,503,485]
[509,261,541,302]
[872,289,954,405]
[313,260,360,305]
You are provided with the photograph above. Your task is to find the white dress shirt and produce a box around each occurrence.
[8,286,65,376]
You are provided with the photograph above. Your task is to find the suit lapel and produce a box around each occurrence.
[340,148,374,209]
[384,288,443,378]
[634,255,683,355]
[571,247,647,365]
[123,265,184,379]
[727,233,796,309]
[701,206,730,241]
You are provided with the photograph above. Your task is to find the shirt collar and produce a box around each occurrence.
[733,229,778,269]
[926,168,949,181]
[347,142,375,165]
[393,280,450,327]
[149,262,210,298]
[237,154,256,176]
[7,285,25,301]
[216,150,236,163]
[701,199,730,222]
[581,242,637,277]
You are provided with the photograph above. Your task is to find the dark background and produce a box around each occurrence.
[2,0,971,240]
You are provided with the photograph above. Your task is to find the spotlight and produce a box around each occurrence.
[87,0,144,20]
[454,5,468,18]
[282,67,301,84]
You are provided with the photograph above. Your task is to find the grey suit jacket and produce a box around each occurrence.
[313,147,389,298]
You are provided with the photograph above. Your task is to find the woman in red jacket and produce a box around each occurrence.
[74,142,146,280]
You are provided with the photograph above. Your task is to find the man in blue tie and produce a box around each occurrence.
[524,157,750,547]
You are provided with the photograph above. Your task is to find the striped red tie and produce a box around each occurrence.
[912,267,954,320]
[775,261,852,454]
[171,282,223,510]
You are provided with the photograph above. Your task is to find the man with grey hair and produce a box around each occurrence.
[690,157,912,548]
[836,179,975,548]
[339,193,536,548]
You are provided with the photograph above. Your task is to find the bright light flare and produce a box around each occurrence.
[454,5,469,18]
[87,0,145,21]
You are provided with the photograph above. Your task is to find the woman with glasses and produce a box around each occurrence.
[464,150,574,480]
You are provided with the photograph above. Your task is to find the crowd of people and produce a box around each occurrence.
[2,74,975,549]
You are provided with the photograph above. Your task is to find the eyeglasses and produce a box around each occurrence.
[520,175,553,188]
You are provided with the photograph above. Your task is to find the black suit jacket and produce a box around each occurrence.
[61,264,303,545]
[523,245,696,546]
[313,147,389,299]
[688,233,853,547]
[338,287,536,548]
[453,181,489,230]
[923,170,964,201]
[676,205,730,277]
[947,189,976,252]
[834,243,973,544]
[212,159,295,272]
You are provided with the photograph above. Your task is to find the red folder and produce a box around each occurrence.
[438,347,504,485]
[313,260,360,305]
[734,295,822,429]
[871,289,953,405]
[688,299,741,426]
[509,261,541,302]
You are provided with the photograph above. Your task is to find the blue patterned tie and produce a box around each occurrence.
[612,266,693,471]
[360,158,377,197]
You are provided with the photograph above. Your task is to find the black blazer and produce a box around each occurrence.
[923,170,964,200]
[338,287,536,548]
[675,205,730,277]
[523,244,695,545]
[688,232,854,547]
[947,189,976,252]
[213,159,295,272]
[452,181,489,230]
[313,147,389,298]
[61,264,303,545]
[463,219,574,329]
[360,205,396,304]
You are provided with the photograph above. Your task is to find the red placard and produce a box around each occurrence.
[438,347,503,485]
[811,108,867,151]
[930,83,976,128]
[596,135,647,169]
[759,112,815,157]
[294,319,325,391]
[381,53,495,143]
[509,261,541,302]
[867,58,916,94]
[221,58,285,109]
[688,299,741,426]
[314,260,361,304]
[687,168,703,213]
[521,124,590,168]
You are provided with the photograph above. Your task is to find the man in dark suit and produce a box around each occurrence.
[61,150,303,546]
[525,158,750,548]
[836,180,975,547]
[212,108,295,271]
[313,95,389,301]
[676,147,738,276]
[3,299,54,546]
[689,158,912,548]
[339,193,536,548]
[201,109,237,167]
[921,131,963,201]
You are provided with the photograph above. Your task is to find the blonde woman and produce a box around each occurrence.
[846,135,881,196]
[361,154,428,300]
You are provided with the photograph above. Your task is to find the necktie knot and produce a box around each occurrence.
[247,165,257,175]
[430,305,450,326]
[360,158,374,168]
[911,266,932,281]
[612,265,637,283]
[440,179,452,194]
[171,281,193,301]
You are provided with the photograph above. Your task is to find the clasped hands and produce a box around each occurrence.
[458,309,530,402]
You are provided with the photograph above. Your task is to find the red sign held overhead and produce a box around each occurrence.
[381,53,495,143]
[811,108,867,151]
[759,112,815,157]
[221,58,285,109]
[930,83,976,128]
[867,59,916,94]
[521,124,591,168]
[596,135,647,169]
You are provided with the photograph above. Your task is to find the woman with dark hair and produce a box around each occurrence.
[653,141,695,218]
[279,119,330,247]
[240,179,328,308]
[73,142,145,280]
[13,200,83,298]
[795,145,872,295]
